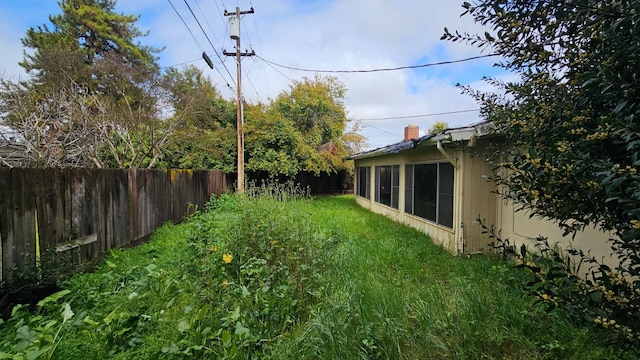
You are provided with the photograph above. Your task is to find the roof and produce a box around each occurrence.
[347,121,492,160]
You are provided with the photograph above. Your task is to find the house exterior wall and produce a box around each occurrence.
[459,138,499,253]
[497,199,617,270]
[353,134,616,266]
[353,144,465,253]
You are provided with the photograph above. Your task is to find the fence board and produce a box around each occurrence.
[0,168,13,283]
[1,168,226,284]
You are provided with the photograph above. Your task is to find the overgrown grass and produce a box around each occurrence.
[0,186,636,359]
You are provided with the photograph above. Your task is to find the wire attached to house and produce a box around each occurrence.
[356,109,480,121]
[256,54,499,74]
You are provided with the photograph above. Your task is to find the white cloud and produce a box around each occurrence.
[0,0,508,150]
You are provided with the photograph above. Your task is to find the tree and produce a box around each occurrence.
[428,122,448,135]
[258,75,359,177]
[159,66,237,171]
[443,0,640,342]
[244,103,304,177]
[0,78,101,167]
[21,0,158,91]
[0,0,179,169]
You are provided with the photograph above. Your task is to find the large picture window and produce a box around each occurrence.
[356,166,370,199]
[405,162,454,228]
[375,165,399,209]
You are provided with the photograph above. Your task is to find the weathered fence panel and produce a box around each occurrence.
[0,168,226,284]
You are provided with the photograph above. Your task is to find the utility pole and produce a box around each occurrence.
[224,6,255,194]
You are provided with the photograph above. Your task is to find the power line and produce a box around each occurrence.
[261,58,293,83]
[248,1,270,97]
[182,0,236,88]
[213,0,231,44]
[356,109,480,121]
[361,123,400,137]
[162,58,201,69]
[167,0,233,90]
[242,66,262,103]
[167,0,203,51]
[194,0,224,54]
[256,54,499,74]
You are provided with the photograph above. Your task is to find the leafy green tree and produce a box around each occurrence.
[259,75,359,177]
[274,75,346,144]
[159,66,236,171]
[443,0,640,343]
[244,103,304,177]
[428,122,448,135]
[21,0,158,91]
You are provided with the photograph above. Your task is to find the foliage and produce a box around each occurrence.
[245,75,364,178]
[0,79,102,167]
[0,290,76,359]
[244,104,305,177]
[427,121,448,135]
[152,65,237,171]
[0,0,180,169]
[0,1,365,174]
[1,194,636,359]
[20,0,158,92]
[482,217,640,347]
[443,0,640,345]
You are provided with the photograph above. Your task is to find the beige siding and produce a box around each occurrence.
[353,144,461,253]
[460,138,499,253]
[497,200,618,271]
[353,135,616,267]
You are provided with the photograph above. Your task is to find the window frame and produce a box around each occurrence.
[405,162,455,228]
[356,166,371,199]
[374,164,400,209]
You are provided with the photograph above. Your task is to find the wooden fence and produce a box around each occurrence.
[0,168,226,284]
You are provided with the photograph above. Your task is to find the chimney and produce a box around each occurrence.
[404,124,419,141]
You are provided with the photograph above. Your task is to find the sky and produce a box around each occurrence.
[0,0,509,150]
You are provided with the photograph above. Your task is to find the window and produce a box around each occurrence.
[405,162,454,228]
[375,165,399,209]
[356,166,370,199]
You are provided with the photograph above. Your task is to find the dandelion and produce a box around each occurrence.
[223,253,233,264]
[222,279,228,289]
[209,245,219,252]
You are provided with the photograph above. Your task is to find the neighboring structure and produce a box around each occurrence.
[349,123,614,265]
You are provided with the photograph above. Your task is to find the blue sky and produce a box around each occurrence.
[0,0,509,149]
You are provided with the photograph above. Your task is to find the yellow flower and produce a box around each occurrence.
[631,219,640,230]
[529,157,542,168]
[271,240,278,246]
[221,279,228,289]
[223,253,233,264]
[209,245,219,252]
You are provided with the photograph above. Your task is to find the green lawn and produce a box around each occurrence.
[1,188,635,359]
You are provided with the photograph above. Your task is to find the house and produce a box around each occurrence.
[349,123,615,266]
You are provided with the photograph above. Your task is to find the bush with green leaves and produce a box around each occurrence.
[172,182,331,357]
[444,0,640,346]
[483,217,639,348]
